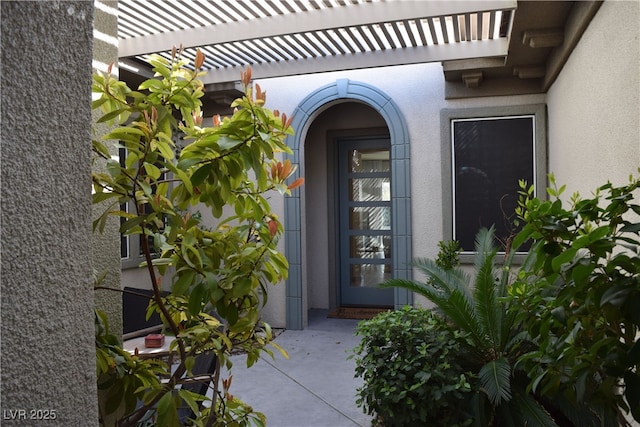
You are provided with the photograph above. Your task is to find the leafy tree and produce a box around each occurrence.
[510,173,640,426]
[92,48,301,426]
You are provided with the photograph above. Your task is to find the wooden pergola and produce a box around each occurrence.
[115,0,602,98]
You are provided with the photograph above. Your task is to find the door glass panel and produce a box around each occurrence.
[339,139,394,306]
[349,207,391,230]
[349,148,390,172]
[349,178,391,202]
[350,264,392,287]
[350,235,391,259]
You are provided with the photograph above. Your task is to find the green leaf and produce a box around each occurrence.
[162,163,193,197]
[550,306,566,324]
[176,156,201,170]
[92,139,112,159]
[219,302,238,325]
[92,191,118,204]
[147,55,171,78]
[575,371,588,402]
[479,358,512,405]
[92,96,109,109]
[600,284,630,307]
[181,244,203,270]
[150,257,173,266]
[138,78,164,91]
[551,247,577,272]
[139,180,152,196]
[143,162,162,180]
[119,215,146,234]
[232,277,253,298]
[177,388,202,416]
[173,269,195,295]
[104,382,124,414]
[473,228,502,350]
[104,126,145,140]
[97,108,129,124]
[510,389,559,427]
[188,282,205,315]
[190,165,211,187]
[571,234,591,249]
[218,136,243,151]
[571,263,594,285]
[620,222,640,233]
[589,225,612,242]
[529,370,548,394]
[156,391,180,427]
[155,136,175,160]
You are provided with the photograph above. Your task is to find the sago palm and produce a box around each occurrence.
[381,227,559,426]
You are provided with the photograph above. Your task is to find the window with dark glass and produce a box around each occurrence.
[441,105,547,259]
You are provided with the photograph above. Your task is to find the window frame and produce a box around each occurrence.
[440,104,547,263]
[119,146,171,270]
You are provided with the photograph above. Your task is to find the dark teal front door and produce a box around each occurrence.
[338,137,394,307]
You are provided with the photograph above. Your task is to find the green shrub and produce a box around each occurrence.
[510,173,640,425]
[379,228,582,426]
[352,306,475,427]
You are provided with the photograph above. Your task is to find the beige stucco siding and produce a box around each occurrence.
[122,1,640,329]
[257,65,546,326]
[547,0,640,194]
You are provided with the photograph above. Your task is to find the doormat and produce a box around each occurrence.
[327,307,391,320]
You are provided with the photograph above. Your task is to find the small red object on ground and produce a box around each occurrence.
[145,334,165,348]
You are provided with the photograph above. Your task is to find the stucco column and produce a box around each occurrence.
[92,0,123,334]
[1,1,99,424]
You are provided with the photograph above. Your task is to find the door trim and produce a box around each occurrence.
[284,79,413,329]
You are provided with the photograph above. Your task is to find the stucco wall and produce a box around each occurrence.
[123,1,637,330]
[258,64,545,325]
[1,1,98,425]
[92,0,123,337]
[257,0,639,327]
[547,0,640,194]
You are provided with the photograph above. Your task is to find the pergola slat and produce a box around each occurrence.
[119,1,515,56]
[427,17,440,45]
[117,0,515,83]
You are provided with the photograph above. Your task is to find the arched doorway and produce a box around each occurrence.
[284,79,413,329]
[308,103,395,309]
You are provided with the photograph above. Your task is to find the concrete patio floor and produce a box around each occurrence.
[222,309,373,427]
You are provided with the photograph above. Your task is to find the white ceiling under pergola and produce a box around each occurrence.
[116,0,602,98]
